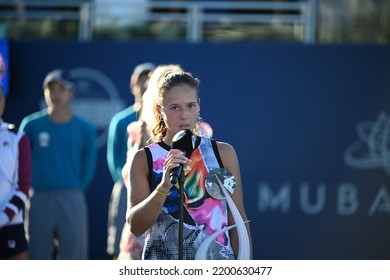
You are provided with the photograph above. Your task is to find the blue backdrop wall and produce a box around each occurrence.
[3,41,390,259]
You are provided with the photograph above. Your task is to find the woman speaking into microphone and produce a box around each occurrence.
[126,69,252,260]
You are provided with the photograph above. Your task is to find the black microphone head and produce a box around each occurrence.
[171,129,195,157]
[170,129,195,185]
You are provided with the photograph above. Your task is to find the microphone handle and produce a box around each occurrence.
[169,150,186,185]
[170,164,183,185]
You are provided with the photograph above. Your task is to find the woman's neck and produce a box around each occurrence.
[162,137,172,147]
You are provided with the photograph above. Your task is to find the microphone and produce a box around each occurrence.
[170,129,195,185]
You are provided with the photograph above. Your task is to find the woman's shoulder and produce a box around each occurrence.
[130,147,148,170]
[215,140,235,153]
[214,140,238,164]
[132,142,163,160]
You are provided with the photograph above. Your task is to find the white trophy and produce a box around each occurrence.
[195,168,251,260]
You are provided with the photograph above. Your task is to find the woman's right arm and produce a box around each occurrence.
[126,148,189,236]
[126,149,165,236]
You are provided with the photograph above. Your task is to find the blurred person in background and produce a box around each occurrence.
[106,62,155,259]
[19,69,97,259]
[0,84,32,260]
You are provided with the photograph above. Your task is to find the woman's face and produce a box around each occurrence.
[160,84,200,138]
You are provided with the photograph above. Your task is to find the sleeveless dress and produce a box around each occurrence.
[142,136,235,260]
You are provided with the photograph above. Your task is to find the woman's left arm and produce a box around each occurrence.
[217,141,253,259]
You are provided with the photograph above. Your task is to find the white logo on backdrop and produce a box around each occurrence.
[257,111,390,216]
[344,111,390,174]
